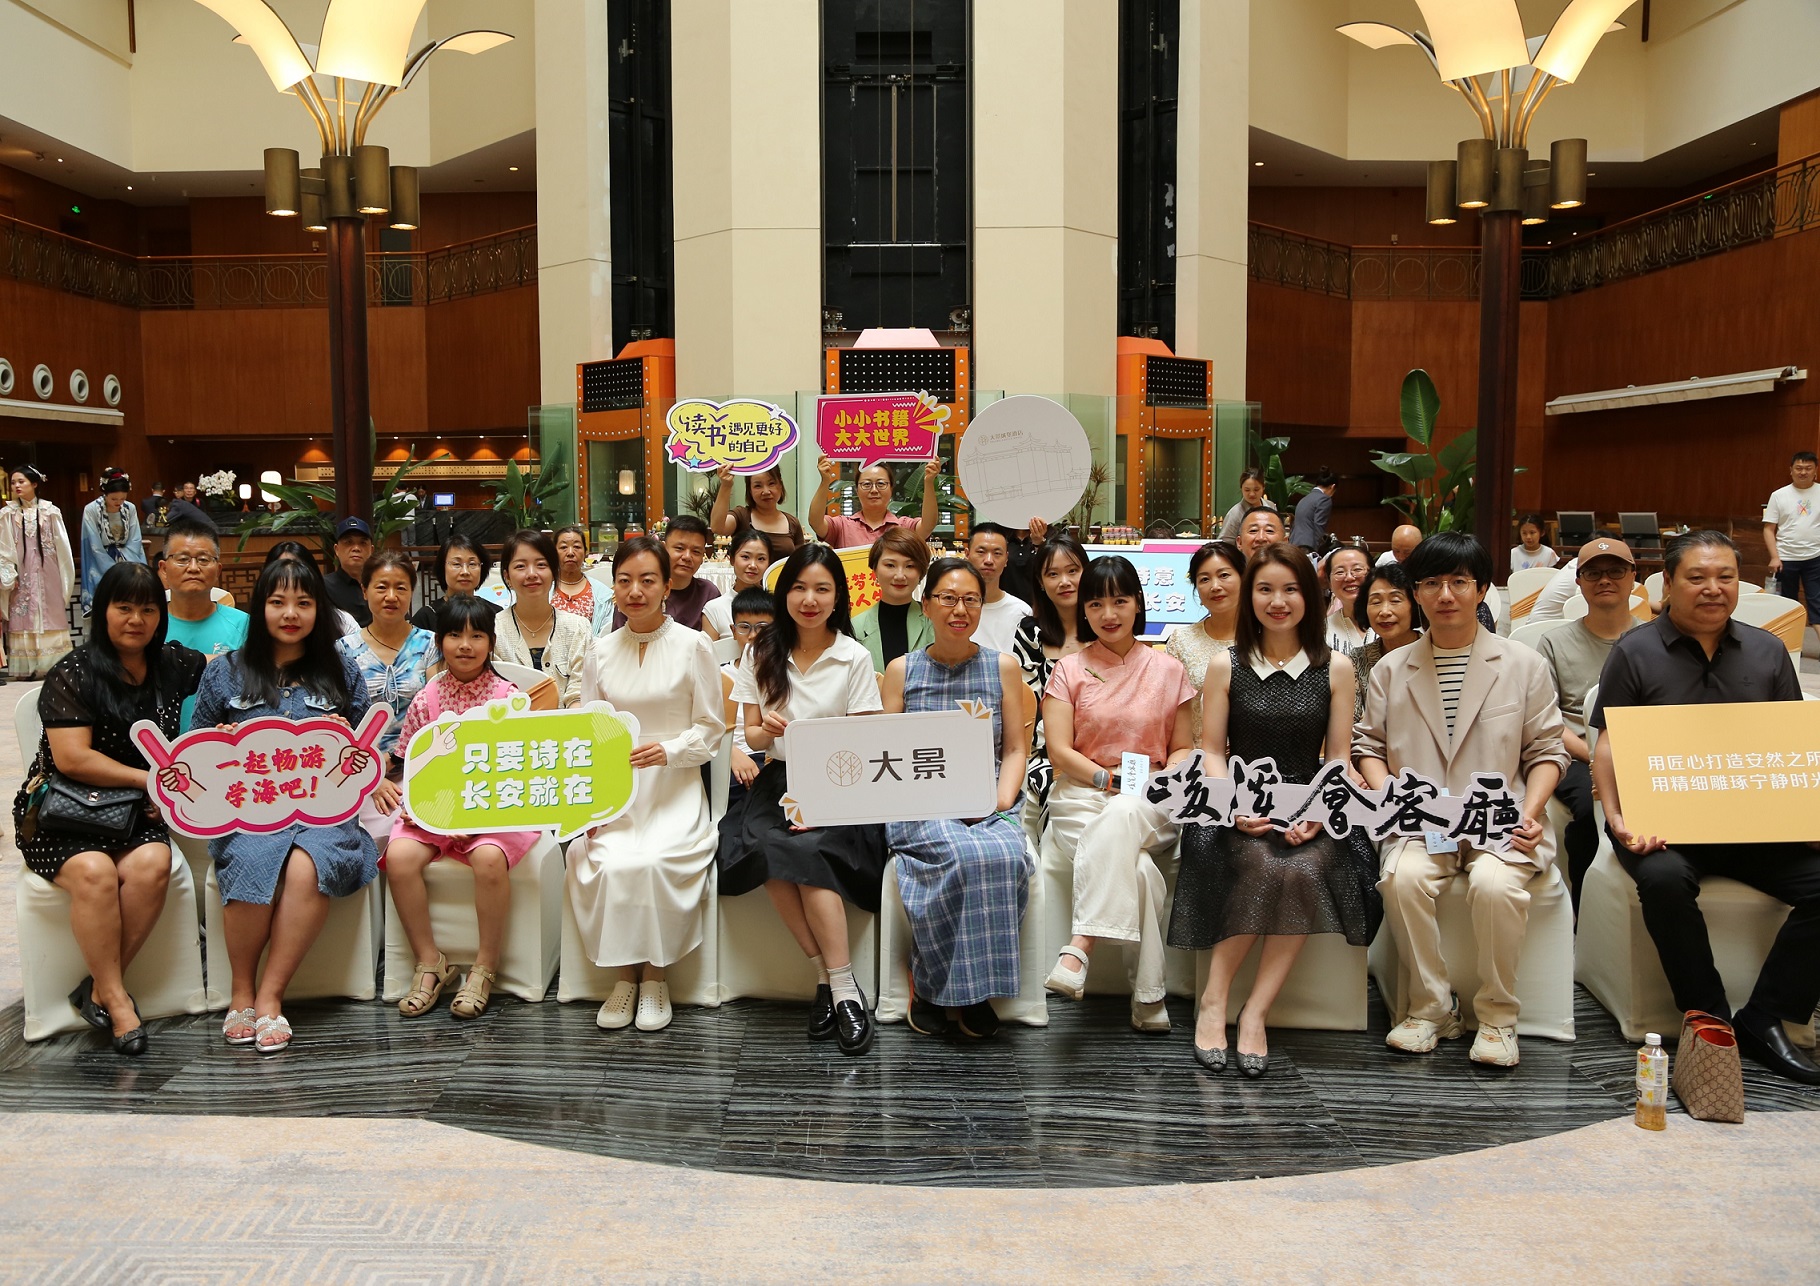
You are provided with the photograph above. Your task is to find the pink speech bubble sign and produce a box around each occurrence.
[816,393,945,468]
[130,706,391,840]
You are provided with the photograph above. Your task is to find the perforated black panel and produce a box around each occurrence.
[580,359,645,412]
[836,348,957,402]
[1145,356,1208,408]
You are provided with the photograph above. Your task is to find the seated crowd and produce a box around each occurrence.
[16,467,1820,1094]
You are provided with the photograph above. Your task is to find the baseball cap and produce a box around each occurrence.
[334,516,373,540]
[1576,537,1634,567]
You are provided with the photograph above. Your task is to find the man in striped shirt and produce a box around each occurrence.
[1355,533,1569,1069]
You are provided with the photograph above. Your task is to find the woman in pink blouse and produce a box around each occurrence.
[1040,555,1197,1033]
[382,596,537,1021]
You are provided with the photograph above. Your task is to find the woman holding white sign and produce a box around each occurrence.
[568,536,726,1034]
[192,556,380,1054]
[881,558,1031,1039]
[727,543,889,1056]
[384,596,533,1021]
[492,530,589,708]
[1169,543,1379,1078]
[1040,555,1197,1034]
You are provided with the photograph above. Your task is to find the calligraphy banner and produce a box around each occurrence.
[132,707,391,839]
[663,398,800,474]
[1142,751,1526,849]
[1603,701,1820,844]
[780,705,997,827]
[401,694,641,842]
[816,392,948,466]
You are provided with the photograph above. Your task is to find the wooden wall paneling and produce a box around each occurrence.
[140,309,332,439]
[415,194,538,250]
[1781,90,1820,166]
[425,287,540,432]
[1514,300,1548,513]
[187,197,317,257]
[368,308,430,436]
[0,164,141,254]
[1246,282,1351,428]
[1347,299,1480,437]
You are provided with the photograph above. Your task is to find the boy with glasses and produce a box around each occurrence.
[158,518,249,728]
[1354,533,1568,1067]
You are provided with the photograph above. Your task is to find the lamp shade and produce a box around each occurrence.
[354,145,391,215]
[1456,138,1495,209]
[1425,160,1458,225]
[1533,0,1633,83]
[1522,162,1552,225]
[1412,0,1529,81]
[1551,138,1588,208]
[618,470,637,496]
[1492,147,1528,213]
[322,153,356,219]
[300,168,326,231]
[388,166,420,230]
[263,148,300,216]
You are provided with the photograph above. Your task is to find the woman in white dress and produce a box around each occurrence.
[0,465,77,679]
[491,529,590,707]
[1323,545,1370,655]
[1165,539,1245,746]
[567,535,725,1033]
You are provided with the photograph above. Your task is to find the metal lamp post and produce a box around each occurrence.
[1340,0,1629,578]
[195,1,511,523]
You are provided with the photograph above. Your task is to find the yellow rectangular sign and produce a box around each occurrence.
[1604,702,1820,844]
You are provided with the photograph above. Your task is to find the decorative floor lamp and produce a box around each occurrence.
[194,1,512,524]
[1340,0,1629,577]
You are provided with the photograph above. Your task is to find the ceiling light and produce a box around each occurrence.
[125,185,132,191]
[1253,161,1264,167]
[508,165,519,172]
[316,0,429,86]
[1410,0,1528,81]
[1533,0,1634,84]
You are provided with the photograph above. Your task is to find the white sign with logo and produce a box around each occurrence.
[954,395,1092,526]
[779,704,997,827]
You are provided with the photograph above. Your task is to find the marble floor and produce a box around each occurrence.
[3,983,1816,1189]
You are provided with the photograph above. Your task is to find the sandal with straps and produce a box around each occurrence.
[399,953,456,1018]
[222,1007,257,1045]
[254,1014,292,1054]
[450,965,496,1021]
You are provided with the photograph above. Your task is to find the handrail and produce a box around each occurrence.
[0,215,537,309]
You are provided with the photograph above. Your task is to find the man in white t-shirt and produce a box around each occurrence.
[1764,449,1820,650]
[965,522,1031,654]
[1527,555,1581,622]
[1375,524,1422,567]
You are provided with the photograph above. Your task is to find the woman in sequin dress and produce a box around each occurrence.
[1170,542,1377,1078]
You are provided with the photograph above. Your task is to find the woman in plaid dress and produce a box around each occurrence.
[881,558,1031,1039]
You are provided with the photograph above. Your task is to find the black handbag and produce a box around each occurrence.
[35,773,146,842]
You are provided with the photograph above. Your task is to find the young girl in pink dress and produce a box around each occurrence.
[383,596,537,1020]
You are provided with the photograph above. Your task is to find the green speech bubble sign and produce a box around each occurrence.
[401,694,640,843]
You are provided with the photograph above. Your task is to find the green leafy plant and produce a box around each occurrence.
[682,482,717,523]
[485,437,571,531]
[1061,459,1111,532]
[1247,431,1313,510]
[888,466,975,524]
[238,434,435,565]
[1369,368,1477,536]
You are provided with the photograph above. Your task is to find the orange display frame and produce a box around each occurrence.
[1116,337,1214,535]
[576,339,676,532]
[823,343,970,536]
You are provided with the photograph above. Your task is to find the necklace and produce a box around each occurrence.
[512,605,553,646]
[362,625,406,660]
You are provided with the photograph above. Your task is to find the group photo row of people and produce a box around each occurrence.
[16,453,1820,1095]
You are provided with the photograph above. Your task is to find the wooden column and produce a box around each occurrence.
[1475,210,1521,580]
[325,216,372,525]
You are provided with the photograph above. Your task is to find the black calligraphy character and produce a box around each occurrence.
[1232,756,1286,826]
[1370,771,1449,842]
[1314,761,1375,837]
[870,750,903,783]
[912,747,945,780]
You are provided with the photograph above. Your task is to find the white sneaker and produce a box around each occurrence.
[1470,1023,1520,1067]
[1130,997,1171,1033]
[1385,1006,1464,1054]
[596,981,637,1030]
[634,980,673,1032]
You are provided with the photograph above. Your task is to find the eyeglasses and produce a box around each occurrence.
[855,480,891,492]
[1578,567,1631,584]
[446,559,482,572]
[928,592,983,610]
[1415,576,1479,598]
[166,555,217,568]
[731,620,770,637]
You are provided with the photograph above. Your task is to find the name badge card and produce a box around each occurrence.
[780,704,997,827]
[1120,751,1150,798]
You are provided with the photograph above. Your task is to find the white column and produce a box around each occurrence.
[533,0,614,406]
[1174,0,1250,399]
[670,0,823,400]
[972,0,1118,398]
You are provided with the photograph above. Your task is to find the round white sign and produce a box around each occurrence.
[955,395,1092,527]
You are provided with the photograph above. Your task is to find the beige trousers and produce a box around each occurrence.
[1381,840,1537,1028]
[1045,780,1179,1003]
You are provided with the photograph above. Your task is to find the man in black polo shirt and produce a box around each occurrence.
[1590,529,1820,1084]
[325,516,375,627]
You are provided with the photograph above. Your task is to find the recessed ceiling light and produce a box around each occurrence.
[125,185,132,191]
[508,165,519,172]
[1253,161,1264,167]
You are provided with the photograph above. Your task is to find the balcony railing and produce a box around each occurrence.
[0,218,537,310]
[1251,151,1820,302]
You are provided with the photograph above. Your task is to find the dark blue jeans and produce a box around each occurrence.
[1773,556,1820,624]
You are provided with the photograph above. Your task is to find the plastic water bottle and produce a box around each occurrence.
[1635,1032,1667,1131]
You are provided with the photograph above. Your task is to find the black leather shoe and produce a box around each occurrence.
[956,1000,1000,1040]
[908,995,948,1036]
[1193,1043,1228,1073]
[68,977,110,1032]
[807,984,836,1041]
[1735,1006,1820,1085]
[835,996,874,1056]
[112,1025,148,1057]
[1237,1051,1269,1079]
